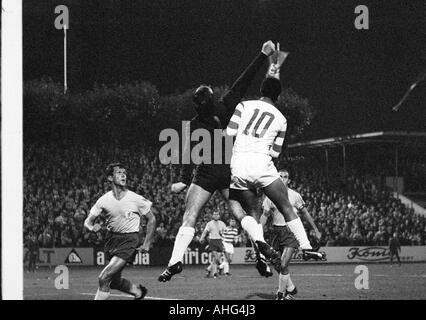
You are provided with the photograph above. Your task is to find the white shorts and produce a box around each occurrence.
[223,241,234,254]
[230,152,280,190]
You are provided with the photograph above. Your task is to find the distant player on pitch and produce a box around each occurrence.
[205,216,240,276]
[199,211,226,279]
[84,163,157,300]
[260,169,322,300]
[219,217,240,276]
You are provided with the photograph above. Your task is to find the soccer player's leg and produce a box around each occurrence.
[218,249,225,274]
[159,183,212,282]
[95,256,128,300]
[263,179,312,250]
[223,251,232,275]
[211,250,220,278]
[395,250,401,266]
[229,187,280,272]
[110,269,147,300]
[222,187,269,248]
[223,188,268,275]
[205,243,215,277]
[206,262,212,278]
[276,246,295,300]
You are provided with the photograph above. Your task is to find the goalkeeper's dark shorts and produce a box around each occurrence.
[104,232,140,264]
[192,164,231,194]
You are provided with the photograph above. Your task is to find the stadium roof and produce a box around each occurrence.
[288,131,426,149]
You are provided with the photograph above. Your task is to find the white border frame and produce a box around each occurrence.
[2,0,23,300]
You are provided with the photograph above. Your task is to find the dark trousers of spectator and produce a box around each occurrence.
[389,250,401,265]
[28,254,38,272]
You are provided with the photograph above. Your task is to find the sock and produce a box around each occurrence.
[223,261,230,274]
[278,273,290,293]
[287,275,295,291]
[212,262,217,275]
[169,226,195,265]
[207,264,212,272]
[94,289,110,300]
[286,217,312,250]
[111,278,140,297]
[241,216,264,242]
[219,261,225,270]
[257,223,266,242]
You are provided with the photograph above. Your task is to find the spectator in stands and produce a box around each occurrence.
[38,226,54,248]
[60,225,73,247]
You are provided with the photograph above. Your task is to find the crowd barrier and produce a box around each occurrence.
[24,246,426,266]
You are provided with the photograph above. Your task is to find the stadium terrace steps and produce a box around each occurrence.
[394,192,426,217]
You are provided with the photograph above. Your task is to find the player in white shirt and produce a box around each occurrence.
[225,56,318,273]
[84,163,157,300]
[199,211,227,278]
[260,170,323,300]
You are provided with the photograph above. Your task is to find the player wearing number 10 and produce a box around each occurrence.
[226,58,318,268]
[158,41,280,283]
[84,163,157,300]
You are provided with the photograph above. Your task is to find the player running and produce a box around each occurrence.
[199,211,226,279]
[84,163,157,300]
[260,169,322,300]
[225,53,320,273]
[158,41,280,282]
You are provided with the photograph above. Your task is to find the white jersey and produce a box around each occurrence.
[230,100,287,156]
[90,190,152,233]
[262,188,305,226]
[204,220,227,239]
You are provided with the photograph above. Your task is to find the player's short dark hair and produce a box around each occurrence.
[106,162,126,177]
[260,77,282,102]
[192,84,214,114]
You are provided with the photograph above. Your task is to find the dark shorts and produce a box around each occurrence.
[270,225,298,252]
[192,165,231,194]
[104,232,140,264]
[208,239,225,252]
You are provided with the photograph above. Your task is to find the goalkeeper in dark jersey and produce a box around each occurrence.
[158,41,280,282]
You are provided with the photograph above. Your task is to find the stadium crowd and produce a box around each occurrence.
[24,143,426,250]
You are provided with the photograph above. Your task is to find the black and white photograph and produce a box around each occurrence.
[2,0,426,306]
